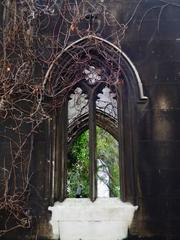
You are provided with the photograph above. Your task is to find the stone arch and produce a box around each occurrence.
[46,35,148,203]
[68,109,118,148]
[43,35,147,102]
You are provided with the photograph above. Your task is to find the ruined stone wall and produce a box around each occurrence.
[119,0,180,237]
[1,0,180,239]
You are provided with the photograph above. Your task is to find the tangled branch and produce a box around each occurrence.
[0,0,126,235]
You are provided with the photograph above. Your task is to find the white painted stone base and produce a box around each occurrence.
[48,198,138,240]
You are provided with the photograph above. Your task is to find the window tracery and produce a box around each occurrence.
[66,82,120,199]
[96,86,117,119]
[68,87,88,124]
[84,65,102,85]
[49,36,148,204]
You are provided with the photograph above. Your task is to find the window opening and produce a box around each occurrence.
[96,126,120,198]
[67,127,120,198]
[65,62,120,200]
[67,130,89,198]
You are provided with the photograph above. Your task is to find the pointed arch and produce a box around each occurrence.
[47,35,148,204]
[68,110,118,148]
[43,35,147,101]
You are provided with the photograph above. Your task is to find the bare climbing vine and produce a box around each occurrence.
[0,0,126,236]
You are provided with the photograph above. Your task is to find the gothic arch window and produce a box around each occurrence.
[45,35,148,203]
[67,85,119,199]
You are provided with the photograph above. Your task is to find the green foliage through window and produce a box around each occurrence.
[67,127,120,198]
[67,130,89,197]
[96,127,120,197]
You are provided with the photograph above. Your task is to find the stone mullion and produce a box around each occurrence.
[117,86,126,201]
[54,102,68,202]
[89,94,97,202]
